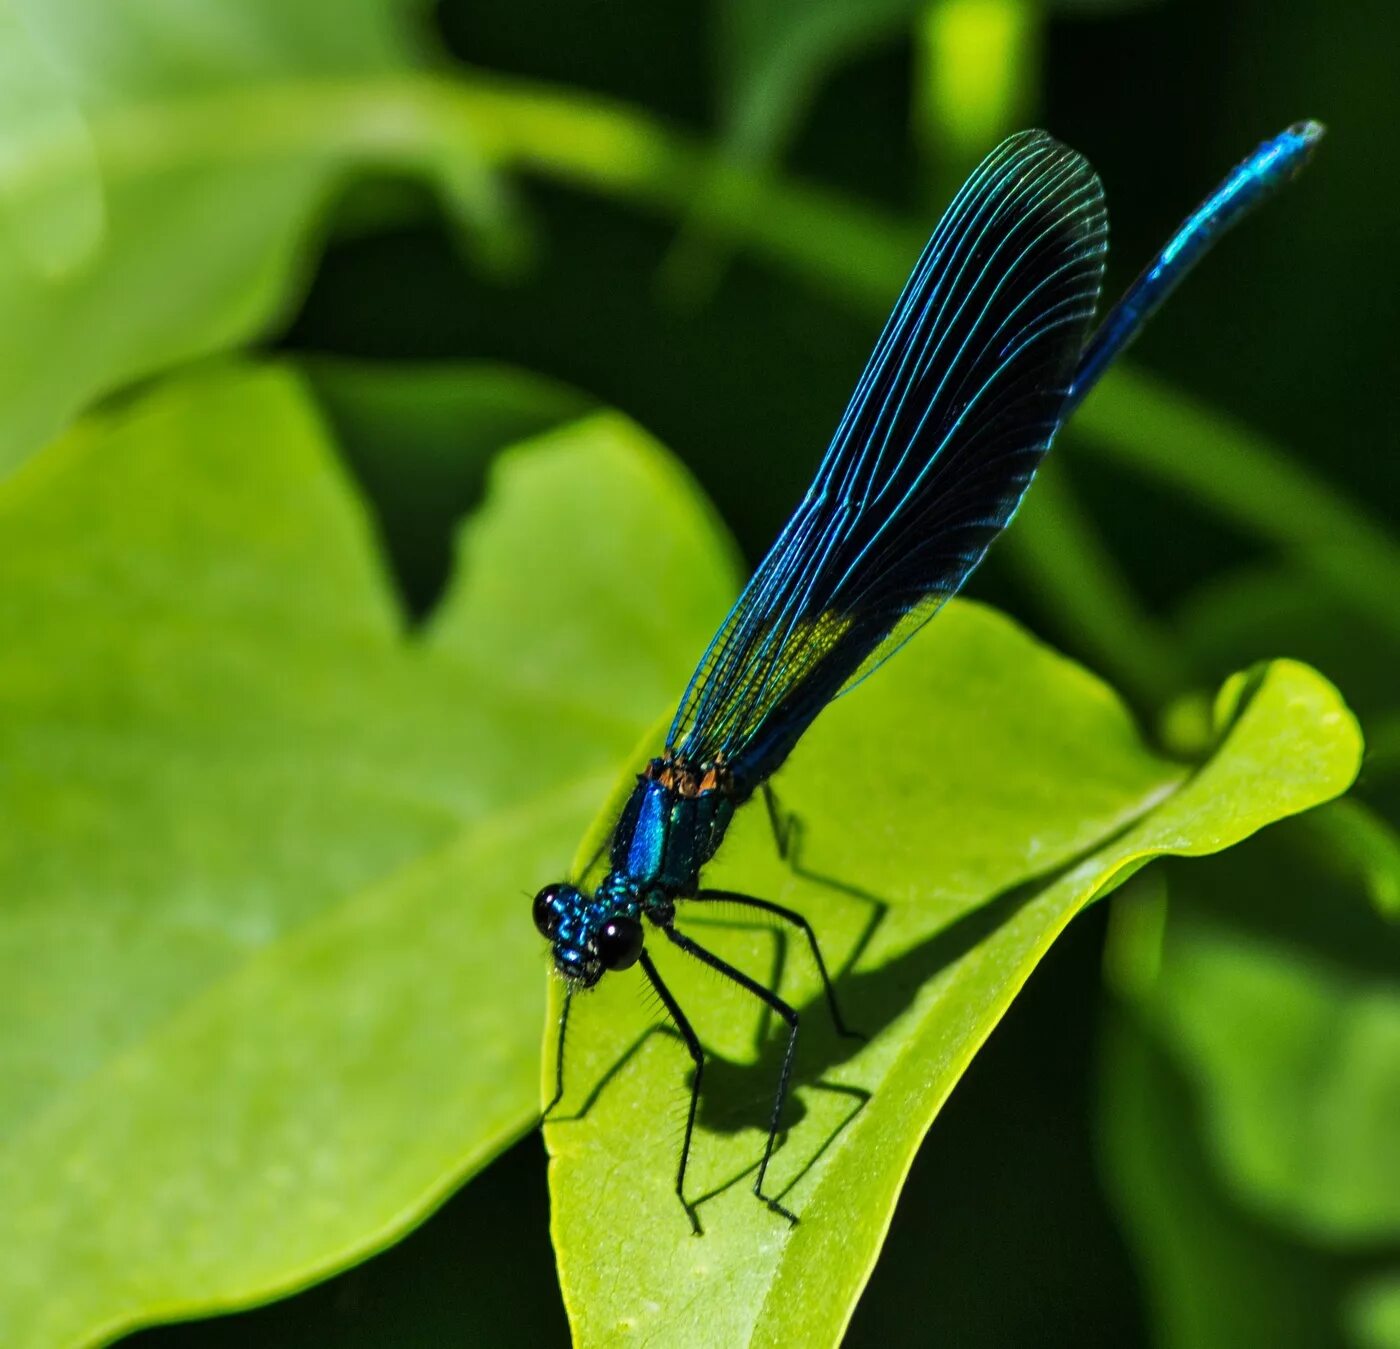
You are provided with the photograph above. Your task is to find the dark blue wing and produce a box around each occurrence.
[667,130,1108,783]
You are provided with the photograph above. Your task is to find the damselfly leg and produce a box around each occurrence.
[760,779,886,992]
[690,889,861,1039]
[542,988,573,1120]
[638,949,707,1235]
[660,923,801,1226]
[761,780,802,862]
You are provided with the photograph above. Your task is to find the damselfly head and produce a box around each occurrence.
[533,882,644,988]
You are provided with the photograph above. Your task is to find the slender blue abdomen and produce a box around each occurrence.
[1068,120,1323,410]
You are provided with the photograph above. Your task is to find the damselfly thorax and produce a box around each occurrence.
[609,754,740,898]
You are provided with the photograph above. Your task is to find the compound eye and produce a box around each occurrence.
[532,884,570,938]
[596,915,644,971]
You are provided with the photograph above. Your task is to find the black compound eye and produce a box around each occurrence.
[532,884,570,938]
[596,916,644,971]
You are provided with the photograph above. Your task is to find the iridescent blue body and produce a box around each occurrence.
[539,756,741,984]
[610,762,737,896]
[1068,120,1322,407]
[532,121,1323,1232]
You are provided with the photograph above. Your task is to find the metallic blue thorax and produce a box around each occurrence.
[605,756,739,903]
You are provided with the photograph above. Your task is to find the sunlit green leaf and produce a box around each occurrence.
[0,363,738,1347]
[1174,563,1400,917]
[0,0,512,475]
[546,611,1360,1343]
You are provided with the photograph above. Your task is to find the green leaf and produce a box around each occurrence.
[912,0,1042,187]
[1172,562,1400,918]
[1109,833,1400,1246]
[1132,911,1400,1243]
[545,623,1361,1339]
[1100,853,1400,1349]
[1299,799,1400,922]
[1099,993,1356,1349]
[719,0,932,163]
[1350,1278,1400,1349]
[0,363,738,1347]
[0,4,103,277]
[0,0,513,475]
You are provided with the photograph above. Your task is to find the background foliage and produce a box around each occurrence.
[0,0,1394,1344]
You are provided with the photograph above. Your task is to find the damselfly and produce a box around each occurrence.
[533,121,1322,1231]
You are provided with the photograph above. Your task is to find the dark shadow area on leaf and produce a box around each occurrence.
[682,875,1037,1175]
[687,802,1158,1134]
[848,905,1146,1347]
[550,804,1159,1226]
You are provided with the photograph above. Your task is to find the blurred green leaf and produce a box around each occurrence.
[718,0,925,165]
[1101,846,1400,1349]
[457,70,924,312]
[0,3,103,276]
[547,615,1360,1341]
[1298,799,1400,922]
[1106,825,1400,1247]
[1351,1278,1400,1349]
[0,0,517,475]
[0,363,739,1347]
[1128,907,1400,1242]
[913,0,1042,192]
[1100,999,1356,1349]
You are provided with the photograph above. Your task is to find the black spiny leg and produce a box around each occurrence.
[762,781,801,861]
[639,949,706,1236]
[661,924,800,1225]
[542,988,573,1120]
[760,780,886,986]
[691,889,862,1039]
